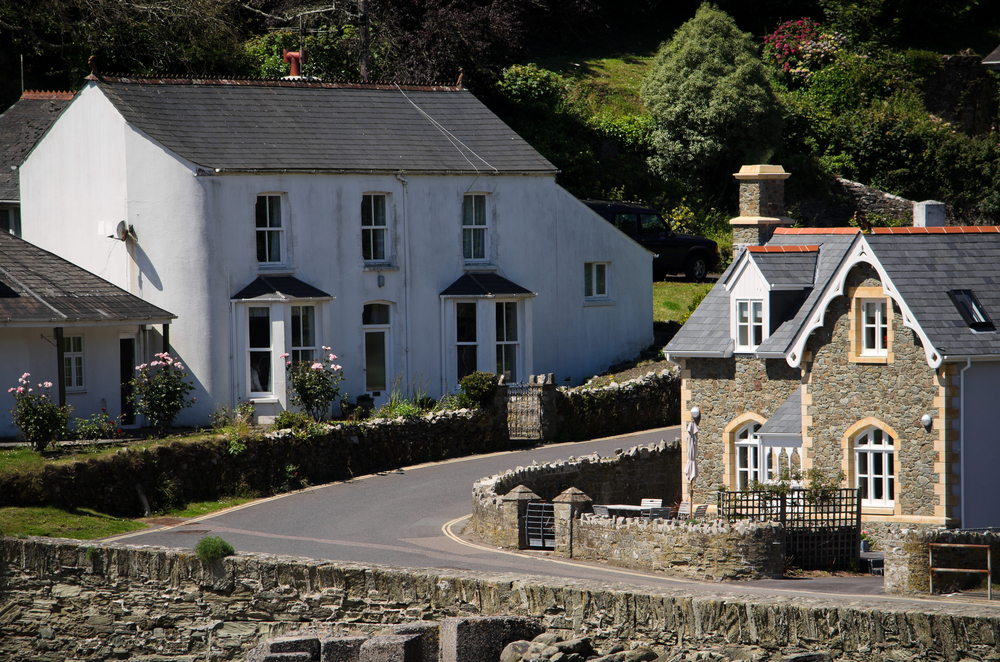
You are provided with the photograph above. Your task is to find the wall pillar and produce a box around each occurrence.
[553,487,592,558]
[501,485,540,549]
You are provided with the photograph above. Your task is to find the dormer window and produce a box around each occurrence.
[736,299,763,351]
[949,290,993,331]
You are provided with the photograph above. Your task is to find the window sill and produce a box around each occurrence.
[851,353,893,364]
[363,264,398,272]
[257,265,293,275]
[463,263,498,272]
[248,396,278,404]
[584,299,615,307]
[66,389,87,395]
[861,505,895,516]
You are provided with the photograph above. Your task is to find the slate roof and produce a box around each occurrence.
[984,44,1000,69]
[0,232,174,325]
[439,273,535,297]
[663,258,739,356]
[749,248,818,288]
[92,76,556,174]
[0,91,74,202]
[866,230,1000,357]
[755,388,802,446]
[231,275,331,301]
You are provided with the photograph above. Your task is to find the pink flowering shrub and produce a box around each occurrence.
[130,352,196,437]
[283,346,344,421]
[8,373,72,452]
[763,18,847,81]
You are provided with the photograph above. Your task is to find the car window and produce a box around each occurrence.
[640,214,669,235]
[615,213,639,235]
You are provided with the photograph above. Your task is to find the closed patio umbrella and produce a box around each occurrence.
[684,420,699,501]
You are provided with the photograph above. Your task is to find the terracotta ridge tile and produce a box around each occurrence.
[21,90,75,100]
[871,226,1000,234]
[87,74,460,92]
[773,227,860,235]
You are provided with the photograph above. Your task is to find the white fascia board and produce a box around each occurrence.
[0,317,174,328]
[785,235,942,369]
[941,354,1000,362]
[723,252,750,291]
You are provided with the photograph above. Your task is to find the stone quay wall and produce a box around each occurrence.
[4,537,1000,662]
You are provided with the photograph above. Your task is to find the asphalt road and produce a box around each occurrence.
[107,427,993,610]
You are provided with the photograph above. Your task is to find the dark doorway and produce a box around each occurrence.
[120,338,136,425]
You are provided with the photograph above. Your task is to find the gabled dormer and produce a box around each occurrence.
[724,245,818,353]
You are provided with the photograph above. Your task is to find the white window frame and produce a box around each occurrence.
[734,422,762,489]
[854,426,895,508]
[456,301,478,383]
[63,335,85,392]
[735,299,764,352]
[495,300,518,382]
[584,262,609,299]
[290,305,317,364]
[248,306,273,396]
[362,193,389,264]
[255,194,285,265]
[362,303,391,394]
[463,194,488,262]
[860,300,888,356]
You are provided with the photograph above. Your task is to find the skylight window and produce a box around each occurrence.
[948,290,993,330]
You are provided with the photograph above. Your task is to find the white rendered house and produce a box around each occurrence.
[21,75,653,424]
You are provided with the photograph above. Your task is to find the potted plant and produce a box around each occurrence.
[861,529,876,552]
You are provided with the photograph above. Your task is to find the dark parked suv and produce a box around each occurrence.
[583,199,720,280]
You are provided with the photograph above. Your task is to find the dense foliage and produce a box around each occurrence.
[282,348,343,421]
[130,353,196,438]
[194,535,235,563]
[8,374,71,452]
[641,5,782,200]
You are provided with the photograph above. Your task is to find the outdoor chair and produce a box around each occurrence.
[640,498,663,508]
[675,502,691,519]
[592,505,610,518]
[647,507,674,521]
[693,504,708,519]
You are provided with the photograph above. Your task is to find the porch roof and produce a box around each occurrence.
[439,273,535,298]
[231,275,332,301]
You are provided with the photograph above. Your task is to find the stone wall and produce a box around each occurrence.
[833,179,915,224]
[3,537,1000,662]
[554,369,680,443]
[884,526,999,596]
[572,515,783,581]
[682,357,800,504]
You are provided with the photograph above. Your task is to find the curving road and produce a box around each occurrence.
[108,427,988,609]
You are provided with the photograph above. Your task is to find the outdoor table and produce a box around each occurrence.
[604,504,651,518]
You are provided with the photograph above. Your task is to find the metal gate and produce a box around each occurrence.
[507,383,542,440]
[525,501,555,549]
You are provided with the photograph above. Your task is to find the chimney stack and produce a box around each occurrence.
[730,164,793,257]
[913,200,946,227]
[283,49,304,78]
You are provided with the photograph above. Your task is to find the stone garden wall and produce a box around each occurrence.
[3,537,1000,662]
[883,526,999,596]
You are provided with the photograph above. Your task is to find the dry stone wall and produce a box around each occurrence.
[2,537,1000,662]
[883,527,999,596]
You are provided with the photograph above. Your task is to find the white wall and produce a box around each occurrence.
[0,325,142,438]
[21,84,654,425]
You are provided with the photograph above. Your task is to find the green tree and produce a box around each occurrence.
[641,3,782,201]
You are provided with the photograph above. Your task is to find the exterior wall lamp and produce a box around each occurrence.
[690,406,701,421]
[921,413,932,429]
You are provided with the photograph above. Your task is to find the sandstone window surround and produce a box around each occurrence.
[848,287,894,364]
[853,425,896,510]
[723,414,766,489]
[735,299,764,352]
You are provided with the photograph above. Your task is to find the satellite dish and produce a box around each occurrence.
[115,221,128,241]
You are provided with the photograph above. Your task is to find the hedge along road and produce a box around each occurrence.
[107,426,915,606]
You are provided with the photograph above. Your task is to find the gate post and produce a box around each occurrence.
[502,485,540,549]
[553,487,592,558]
[539,374,558,441]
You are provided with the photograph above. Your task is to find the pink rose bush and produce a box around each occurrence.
[130,352,196,437]
[8,373,72,452]
[285,345,344,420]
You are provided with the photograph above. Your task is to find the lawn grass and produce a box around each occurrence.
[166,496,256,519]
[654,280,713,324]
[535,53,654,119]
[0,505,146,540]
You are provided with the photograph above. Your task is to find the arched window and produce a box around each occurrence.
[854,426,895,507]
[734,422,762,490]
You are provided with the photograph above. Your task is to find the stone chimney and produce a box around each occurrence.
[913,200,946,227]
[730,164,794,257]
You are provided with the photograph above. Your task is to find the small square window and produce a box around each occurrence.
[584,262,609,299]
[735,299,764,351]
[860,300,888,356]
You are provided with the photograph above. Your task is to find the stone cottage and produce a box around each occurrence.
[666,165,1000,531]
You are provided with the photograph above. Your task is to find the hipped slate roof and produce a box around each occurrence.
[755,388,802,446]
[92,76,557,174]
[0,91,74,201]
[0,232,174,325]
[231,275,331,301]
[440,273,535,297]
